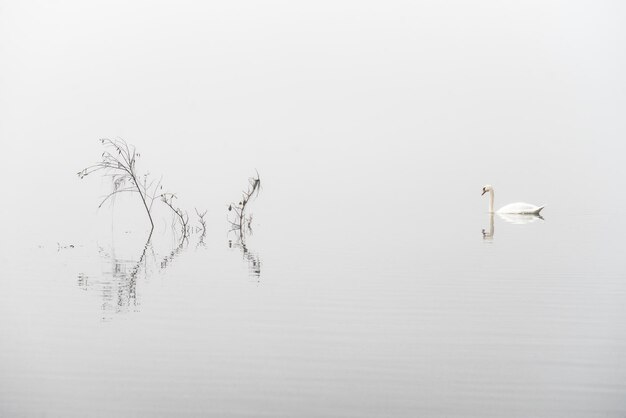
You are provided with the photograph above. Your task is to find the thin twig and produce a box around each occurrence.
[228,171,261,237]
[78,138,156,237]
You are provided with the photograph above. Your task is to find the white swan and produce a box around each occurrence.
[481,185,545,215]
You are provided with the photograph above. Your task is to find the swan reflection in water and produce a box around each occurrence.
[498,212,544,225]
[482,213,495,241]
[482,212,544,241]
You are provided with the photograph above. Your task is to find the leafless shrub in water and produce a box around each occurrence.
[77,139,162,237]
[195,208,207,234]
[228,170,261,235]
[195,208,208,247]
[161,193,190,239]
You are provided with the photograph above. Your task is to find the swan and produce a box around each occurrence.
[481,185,545,215]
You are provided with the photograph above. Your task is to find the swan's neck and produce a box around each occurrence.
[488,189,494,213]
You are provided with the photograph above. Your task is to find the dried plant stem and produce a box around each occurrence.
[161,193,189,238]
[195,208,207,233]
[228,171,261,235]
[78,139,161,237]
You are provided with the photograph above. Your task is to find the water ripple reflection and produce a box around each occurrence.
[77,232,196,319]
[229,231,262,282]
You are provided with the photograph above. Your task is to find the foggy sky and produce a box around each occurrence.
[1,0,625,238]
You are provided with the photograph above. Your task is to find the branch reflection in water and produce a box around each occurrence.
[228,229,261,282]
[76,238,152,319]
[195,208,207,250]
[159,233,188,270]
[77,231,197,320]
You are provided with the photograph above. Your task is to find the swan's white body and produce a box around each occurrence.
[497,202,544,215]
[481,185,544,215]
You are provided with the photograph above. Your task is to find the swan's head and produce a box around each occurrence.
[481,185,493,196]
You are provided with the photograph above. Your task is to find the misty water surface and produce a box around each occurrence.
[1,170,626,417]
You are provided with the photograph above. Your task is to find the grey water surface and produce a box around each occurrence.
[1,181,626,417]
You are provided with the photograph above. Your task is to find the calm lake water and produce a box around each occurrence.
[1,171,626,417]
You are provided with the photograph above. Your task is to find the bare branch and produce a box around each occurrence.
[228,171,261,237]
[78,138,155,236]
[98,188,139,209]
